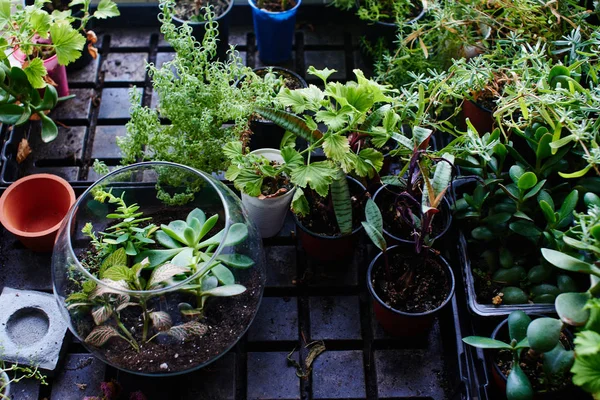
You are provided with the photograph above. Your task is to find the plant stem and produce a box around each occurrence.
[116,315,139,352]
[140,297,150,342]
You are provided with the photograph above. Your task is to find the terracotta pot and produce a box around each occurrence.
[367,245,455,336]
[373,184,452,245]
[462,100,494,135]
[11,45,70,97]
[293,176,365,262]
[0,174,76,252]
[241,149,296,238]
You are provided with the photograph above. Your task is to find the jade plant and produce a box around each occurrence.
[255,67,401,235]
[463,311,575,399]
[542,195,600,398]
[67,188,253,352]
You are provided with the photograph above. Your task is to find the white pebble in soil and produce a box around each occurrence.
[160,363,168,370]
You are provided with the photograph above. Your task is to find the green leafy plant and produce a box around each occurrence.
[121,0,274,175]
[463,311,575,400]
[0,358,47,399]
[255,67,400,235]
[0,0,119,141]
[68,195,254,352]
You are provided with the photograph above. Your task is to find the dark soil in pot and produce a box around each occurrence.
[260,167,293,198]
[174,0,230,20]
[371,251,451,313]
[256,0,297,12]
[296,179,367,237]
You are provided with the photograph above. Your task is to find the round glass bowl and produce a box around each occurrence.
[52,162,266,376]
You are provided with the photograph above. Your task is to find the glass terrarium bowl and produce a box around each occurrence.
[52,162,266,376]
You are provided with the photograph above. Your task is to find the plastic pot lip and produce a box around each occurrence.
[465,98,493,114]
[367,244,456,317]
[171,0,234,24]
[358,0,427,27]
[292,175,366,239]
[373,184,452,244]
[12,45,59,65]
[248,0,302,15]
[59,161,233,297]
[241,148,296,201]
[0,173,76,238]
[490,314,574,383]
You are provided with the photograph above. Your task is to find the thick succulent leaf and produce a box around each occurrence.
[198,214,219,241]
[527,318,562,353]
[517,172,538,190]
[365,198,383,234]
[556,292,591,327]
[171,247,194,268]
[541,249,600,275]
[508,311,531,343]
[331,169,352,235]
[211,264,235,285]
[161,220,188,244]
[462,337,512,349]
[167,322,208,341]
[199,223,248,248]
[148,263,190,289]
[85,325,120,347]
[156,230,183,249]
[136,248,185,269]
[149,311,172,331]
[186,208,206,227]
[506,364,534,400]
[203,284,247,297]
[362,222,386,251]
[201,276,219,291]
[216,254,255,269]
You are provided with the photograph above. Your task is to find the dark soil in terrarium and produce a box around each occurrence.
[98,271,262,373]
[256,0,297,12]
[371,251,450,313]
[174,0,230,21]
[376,186,448,241]
[297,181,368,237]
[495,332,573,393]
[68,206,263,374]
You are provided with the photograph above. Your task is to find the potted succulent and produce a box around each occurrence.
[255,67,401,261]
[171,0,234,59]
[248,0,301,64]
[52,162,266,375]
[225,144,295,238]
[0,173,76,252]
[236,66,308,151]
[121,0,275,176]
[463,311,578,399]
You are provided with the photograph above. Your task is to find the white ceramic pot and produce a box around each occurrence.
[241,149,295,238]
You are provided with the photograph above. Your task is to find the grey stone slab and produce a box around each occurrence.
[310,296,361,340]
[312,351,366,399]
[304,51,346,81]
[68,56,100,83]
[0,287,68,371]
[305,245,363,287]
[50,354,106,398]
[102,52,148,82]
[247,352,300,400]
[155,52,176,69]
[28,126,86,161]
[229,26,251,46]
[0,231,53,289]
[374,348,446,398]
[91,125,126,159]
[248,297,298,342]
[265,246,297,288]
[98,87,142,120]
[50,88,94,120]
[109,28,155,48]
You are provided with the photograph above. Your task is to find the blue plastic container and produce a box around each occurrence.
[248,0,301,64]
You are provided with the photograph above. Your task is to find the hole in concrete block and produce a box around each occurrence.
[7,307,50,346]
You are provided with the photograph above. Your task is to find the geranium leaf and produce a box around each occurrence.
[291,187,310,217]
[322,134,350,161]
[49,21,86,65]
[290,161,335,197]
[23,57,47,89]
[94,0,120,19]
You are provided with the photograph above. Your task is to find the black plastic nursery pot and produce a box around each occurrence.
[171,0,234,60]
[483,316,584,399]
[247,67,308,151]
[373,184,452,245]
[293,176,365,262]
[462,99,494,135]
[367,245,456,336]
